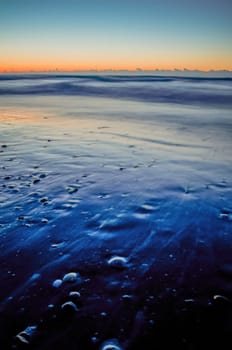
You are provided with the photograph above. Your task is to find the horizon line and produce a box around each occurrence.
[1,68,232,74]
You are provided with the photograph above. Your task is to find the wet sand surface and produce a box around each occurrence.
[0,79,232,349]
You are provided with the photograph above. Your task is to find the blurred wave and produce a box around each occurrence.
[0,74,231,106]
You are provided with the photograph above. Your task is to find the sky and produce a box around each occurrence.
[0,0,232,72]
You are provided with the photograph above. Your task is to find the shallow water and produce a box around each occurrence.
[0,75,232,349]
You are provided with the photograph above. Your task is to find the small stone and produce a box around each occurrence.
[1,144,7,148]
[63,272,79,283]
[122,294,133,302]
[33,178,40,184]
[107,256,128,270]
[69,291,81,299]
[219,208,231,219]
[91,336,98,343]
[213,295,231,304]
[66,186,78,194]
[52,279,62,288]
[40,197,48,204]
[41,218,48,224]
[61,301,78,312]
[39,173,47,178]
[100,311,107,317]
[184,298,195,303]
[16,333,30,344]
[15,326,37,345]
[219,212,232,221]
[100,339,123,350]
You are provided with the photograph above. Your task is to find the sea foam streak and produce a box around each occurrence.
[0,75,232,349]
[0,74,232,106]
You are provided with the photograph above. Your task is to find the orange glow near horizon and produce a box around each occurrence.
[1,58,232,73]
[1,44,232,72]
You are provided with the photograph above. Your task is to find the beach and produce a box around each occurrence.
[0,75,232,349]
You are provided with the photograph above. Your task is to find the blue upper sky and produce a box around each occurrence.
[0,0,231,71]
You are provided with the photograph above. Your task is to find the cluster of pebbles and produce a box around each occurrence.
[13,259,127,349]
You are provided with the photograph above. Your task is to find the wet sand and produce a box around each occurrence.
[0,81,232,349]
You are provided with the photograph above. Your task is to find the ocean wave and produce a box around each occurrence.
[0,74,231,106]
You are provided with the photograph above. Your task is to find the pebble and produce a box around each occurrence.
[91,336,98,343]
[41,218,48,224]
[100,311,107,317]
[39,173,47,178]
[122,294,133,302]
[184,298,195,303]
[100,339,123,350]
[107,256,128,270]
[52,279,63,288]
[15,325,37,344]
[61,301,78,312]
[63,272,79,283]
[69,291,81,299]
[213,294,231,304]
[66,186,78,194]
[40,197,48,204]
[33,178,40,184]
[219,208,232,219]
[219,212,232,221]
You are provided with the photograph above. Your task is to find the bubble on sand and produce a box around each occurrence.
[100,339,123,350]
[63,272,79,283]
[108,256,128,270]
[53,279,63,288]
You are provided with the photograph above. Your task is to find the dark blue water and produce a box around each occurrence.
[0,75,232,349]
